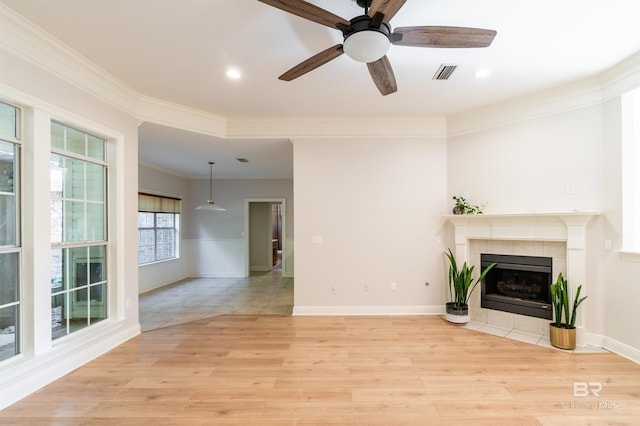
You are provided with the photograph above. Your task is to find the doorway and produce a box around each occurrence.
[244,198,286,277]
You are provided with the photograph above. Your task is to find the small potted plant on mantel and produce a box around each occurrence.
[444,249,496,324]
[549,273,587,350]
[452,195,486,215]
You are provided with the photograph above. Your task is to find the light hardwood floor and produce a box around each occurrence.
[1,315,639,425]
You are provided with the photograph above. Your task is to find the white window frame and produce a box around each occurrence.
[621,87,640,262]
[0,100,21,363]
[50,121,109,339]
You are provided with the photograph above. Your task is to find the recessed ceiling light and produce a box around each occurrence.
[226,68,242,79]
[475,68,491,79]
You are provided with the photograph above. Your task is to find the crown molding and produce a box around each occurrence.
[0,3,139,116]
[226,116,448,138]
[137,96,228,138]
[448,52,640,137]
[447,78,603,137]
[600,50,640,103]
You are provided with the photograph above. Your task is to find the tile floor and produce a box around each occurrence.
[139,269,293,332]
[463,320,610,354]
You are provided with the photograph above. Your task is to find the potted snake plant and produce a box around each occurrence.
[444,249,496,324]
[549,273,587,350]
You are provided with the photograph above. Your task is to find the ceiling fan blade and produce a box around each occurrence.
[368,0,407,22]
[392,26,497,48]
[367,55,397,96]
[279,44,344,81]
[258,0,350,29]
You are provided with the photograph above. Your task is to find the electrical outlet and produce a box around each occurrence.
[604,239,612,250]
[391,282,397,291]
[363,283,368,292]
[331,286,336,295]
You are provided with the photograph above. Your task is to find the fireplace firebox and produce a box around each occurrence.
[481,254,552,320]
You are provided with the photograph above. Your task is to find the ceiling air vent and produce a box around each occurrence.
[432,64,458,80]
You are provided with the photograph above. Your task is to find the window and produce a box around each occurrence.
[138,193,181,265]
[50,122,107,339]
[622,87,640,253]
[0,101,20,362]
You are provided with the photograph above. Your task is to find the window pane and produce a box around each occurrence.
[69,289,89,334]
[50,199,63,243]
[0,305,18,362]
[138,229,155,264]
[87,135,105,161]
[70,246,89,289]
[0,140,16,193]
[66,127,86,157]
[86,202,105,241]
[0,102,17,139]
[89,245,106,284]
[65,157,85,200]
[156,229,175,260]
[51,248,64,291]
[156,213,174,228]
[51,293,66,339]
[64,201,85,242]
[0,252,19,306]
[0,140,17,247]
[0,194,16,246]
[89,283,107,325]
[51,122,65,151]
[86,163,104,202]
[138,212,154,228]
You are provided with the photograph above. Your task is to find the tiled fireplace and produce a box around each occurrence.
[448,212,599,345]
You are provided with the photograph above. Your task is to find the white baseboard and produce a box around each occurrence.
[600,335,640,364]
[293,305,445,316]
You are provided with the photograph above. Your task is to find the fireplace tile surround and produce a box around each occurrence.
[447,212,599,347]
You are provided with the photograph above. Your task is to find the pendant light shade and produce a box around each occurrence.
[196,161,226,211]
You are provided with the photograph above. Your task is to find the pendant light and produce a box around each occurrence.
[196,161,226,211]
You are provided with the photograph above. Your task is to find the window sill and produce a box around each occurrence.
[138,257,180,268]
[619,251,640,263]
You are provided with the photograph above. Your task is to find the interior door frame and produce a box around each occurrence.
[244,197,286,278]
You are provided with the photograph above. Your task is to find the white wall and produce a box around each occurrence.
[293,136,448,314]
[138,164,190,293]
[447,105,604,215]
[185,178,294,278]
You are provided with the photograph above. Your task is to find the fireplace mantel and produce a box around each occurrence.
[446,212,600,346]
[446,212,600,245]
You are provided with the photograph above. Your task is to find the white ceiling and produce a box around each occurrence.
[3,0,640,178]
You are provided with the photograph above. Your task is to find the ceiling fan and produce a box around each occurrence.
[258,0,497,95]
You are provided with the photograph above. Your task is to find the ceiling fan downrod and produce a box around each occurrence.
[355,0,372,14]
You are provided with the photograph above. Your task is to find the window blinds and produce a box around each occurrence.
[138,193,182,213]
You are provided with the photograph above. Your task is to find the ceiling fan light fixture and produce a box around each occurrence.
[343,30,390,63]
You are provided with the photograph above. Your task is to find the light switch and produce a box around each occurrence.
[311,236,323,244]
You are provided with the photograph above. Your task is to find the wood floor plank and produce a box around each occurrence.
[1,314,639,424]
